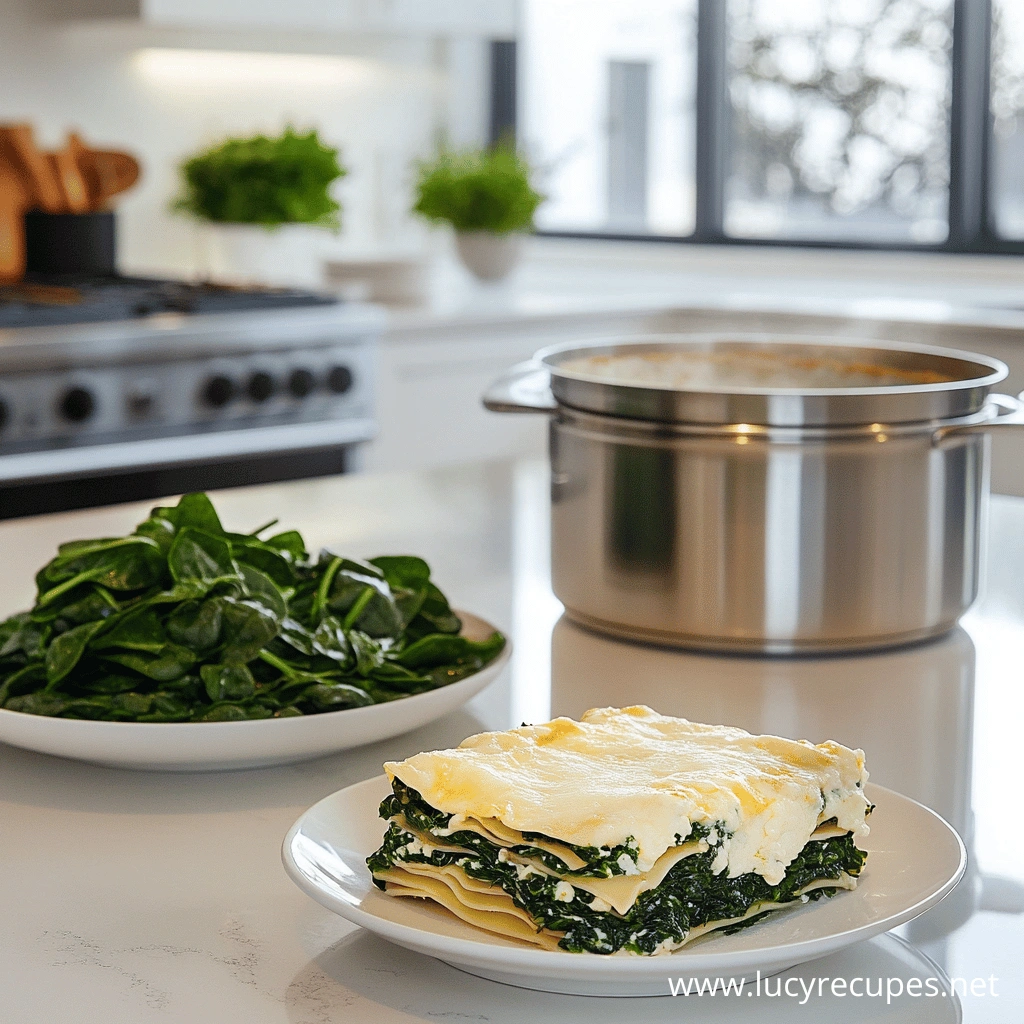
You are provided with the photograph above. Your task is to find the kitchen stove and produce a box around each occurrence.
[0,275,337,328]
[0,274,381,519]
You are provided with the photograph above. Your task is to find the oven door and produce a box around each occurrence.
[0,417,375,520]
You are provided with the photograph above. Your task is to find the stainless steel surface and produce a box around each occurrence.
[0,303,383,495]
[481,360,558,414]
[0,418,377,485]
[485,335,1024,652]
[533,334,1009,427]
[549,404,988,652]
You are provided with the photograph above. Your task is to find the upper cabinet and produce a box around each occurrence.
[59,0,518,37]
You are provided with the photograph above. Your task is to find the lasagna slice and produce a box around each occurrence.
[366,706,870,955]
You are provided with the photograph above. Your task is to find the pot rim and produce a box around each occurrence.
[535,332,1008,399]
[553,396,1021,445]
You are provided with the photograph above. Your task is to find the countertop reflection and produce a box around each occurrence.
[0,459,1021,1023]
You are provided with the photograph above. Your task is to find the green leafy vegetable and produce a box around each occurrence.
[0,494,505,723]
[368,783,867,956]
[412,145,544,234]
[172,128,347,229]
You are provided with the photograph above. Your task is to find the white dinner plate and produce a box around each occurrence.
[282,778,967,997]
[0,611,508,772]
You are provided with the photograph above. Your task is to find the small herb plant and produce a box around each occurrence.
[173,128,346,229]
[412,145,544,234]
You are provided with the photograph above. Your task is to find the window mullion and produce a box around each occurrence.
[948,0,993,249]
[694,0,729,241]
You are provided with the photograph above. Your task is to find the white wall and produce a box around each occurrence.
[0,1,490,276]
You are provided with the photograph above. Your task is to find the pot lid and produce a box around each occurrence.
[537,335,1008,427]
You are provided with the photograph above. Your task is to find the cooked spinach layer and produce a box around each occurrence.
[378,779,667,878]
[368,782,867,955]
[0,493,505,722]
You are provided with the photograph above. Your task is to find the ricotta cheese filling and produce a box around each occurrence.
[385,705,870,884]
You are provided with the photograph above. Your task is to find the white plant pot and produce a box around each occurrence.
[454,231,524,282]
[193,222,328,289]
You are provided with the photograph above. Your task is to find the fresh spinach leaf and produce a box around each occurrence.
[230,542,295,588]
[0,492,504,723]
[0,614,47,659]
[298,681,374,712]
[397,631,506,670]
[45,620,106,686]
[237,563,288,620]
[101,643,196,681]
[200,662,257,702]
[216,597,279,664]
[327,570,403,638]
[265,530,307,562]
[311,615,352,664]
[168,528,235,584]
[166,599,223,650]
[90,608,168,653]
[405,582,462,638]
[36,536,165,598]
[349,629,385,675]
[155,492,225,535]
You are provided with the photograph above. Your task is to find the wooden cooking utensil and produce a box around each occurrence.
[90,150,141,207]
[66,131,100,211]
[46,147,90,214]
[68,133,141,211]
[0,123,63,213]
[0,158,30,282]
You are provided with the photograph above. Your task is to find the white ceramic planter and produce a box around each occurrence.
[454,231,524,281]
[193,222,329,288]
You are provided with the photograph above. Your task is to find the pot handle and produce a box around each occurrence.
[932,391,1024,445]
[482,361,557,414]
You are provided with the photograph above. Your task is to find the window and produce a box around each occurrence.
[521,0,698,236]
[726,0,952,243]
[991,0,1024,238]
[511,0,1020,254]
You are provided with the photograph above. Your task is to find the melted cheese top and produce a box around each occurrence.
[385,706,870,885]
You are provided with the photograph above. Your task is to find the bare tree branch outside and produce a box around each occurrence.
[726,0,952,243]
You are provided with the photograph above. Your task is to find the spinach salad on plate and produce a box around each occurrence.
[0,493,505,723]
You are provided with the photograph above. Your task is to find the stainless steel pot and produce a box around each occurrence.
[484,334,1024,653]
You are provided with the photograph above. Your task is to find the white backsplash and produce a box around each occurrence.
[0,0,491,279]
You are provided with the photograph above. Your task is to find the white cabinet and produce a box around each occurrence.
[61,0,518,37]
[366,328,547,473]
[365,309,658,474]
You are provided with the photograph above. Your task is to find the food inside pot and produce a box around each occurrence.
[557,347,958,391]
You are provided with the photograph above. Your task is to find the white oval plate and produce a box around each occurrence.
[282,779,966,997]
[0,611,508,772]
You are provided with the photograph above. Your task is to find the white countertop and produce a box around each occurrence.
[1,459,1023,1023]
[382,236,1024,336]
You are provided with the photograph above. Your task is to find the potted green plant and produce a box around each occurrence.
[173,128,346,287]
[412,145,543,281]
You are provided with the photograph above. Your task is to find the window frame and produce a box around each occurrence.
[506,0,1024,256]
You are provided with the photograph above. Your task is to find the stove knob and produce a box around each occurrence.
[327,365,354,395]
[202,375,236,409]
[288,367,316,399]
[247,371,276,403]
[126,389,155,419]
[60,386,96,423]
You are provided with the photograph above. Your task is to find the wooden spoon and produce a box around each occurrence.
[46,146,90,214]
[68,133,141,211]
[0,123,63,213]
[0,157,30,281]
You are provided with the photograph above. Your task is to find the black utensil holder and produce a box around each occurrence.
[24,211,116,275]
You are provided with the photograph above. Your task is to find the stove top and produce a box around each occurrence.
[0,274,338,329]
